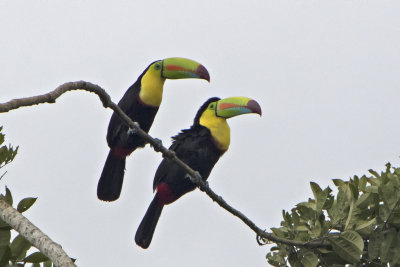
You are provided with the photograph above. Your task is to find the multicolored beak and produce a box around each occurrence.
[161,57,210,82]
[216,97,262,118]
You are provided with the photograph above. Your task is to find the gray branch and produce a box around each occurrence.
[0,199,76,267]
[0,81,331,250]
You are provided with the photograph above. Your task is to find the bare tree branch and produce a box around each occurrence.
[0,81,110,113]
[0,81,331,249]
[0,199,76,267]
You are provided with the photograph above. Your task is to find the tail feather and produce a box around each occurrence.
[135,195,164,249]
[97,150,126,201]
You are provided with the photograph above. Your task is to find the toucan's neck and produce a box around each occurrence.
[199,110,231,151]
[139,71,166,107]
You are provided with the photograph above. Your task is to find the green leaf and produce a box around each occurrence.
[394,167,400,176]
[282,210,292,226]
[367,177,380,186]
[267,252,286,266]
[358,176,367,192]
[355,218,376,237]
[0,229,11,247]
[294,225,308,232]
[386,162,392,173]
[0,246,11,266]
[292,210,300,226]
[296,202,316,220]
[368,230,383,259]
[5,187,12,206]
[390,231,400,265]
[17,197,37,213]
[294,231,310,242]
[332,184,353,225]
[310,182,322,199]
[380,228,397,262]
[10,235,31,260]
[271,228,286,238]
[332,179,346,187]
[319,251,348,265]
[390,246,400,266]
[349,182,359,200]
[32,263,41,267]
[327,200,341,226]
[329,230,363,263]
[24,252,49,263]
[369,169,380,178]
[43,260,53,267]
[310,219,322,238]
[288,251,304,267]
[355,192,373,209]
[364,185,379,193]
[0,129,4,146]
[300,251,318,267]
[0,228,11,267]
[344,197,356,230]
[310,182,332,214]
[379,181,400,211]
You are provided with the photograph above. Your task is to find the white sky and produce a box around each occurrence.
[1,1,400,266]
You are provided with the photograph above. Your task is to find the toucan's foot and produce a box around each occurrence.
[127,128,136,135]
[127,122,140,135]
[185,171,203,184]
[151,138,163,152]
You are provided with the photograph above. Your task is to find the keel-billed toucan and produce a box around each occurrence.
[98,58,210,201]
[135,96,262,249]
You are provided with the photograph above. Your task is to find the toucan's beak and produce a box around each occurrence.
[216,97,262,118]
[161,57,210,82]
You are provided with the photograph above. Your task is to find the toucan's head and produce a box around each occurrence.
[194,96,261,151]
[194,96,262,125]
[146,57,210,82]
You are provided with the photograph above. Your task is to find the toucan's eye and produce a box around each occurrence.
[154,63,161,70]
[209,104,214,109]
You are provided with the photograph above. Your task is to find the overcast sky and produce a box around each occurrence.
[1,1,400,266]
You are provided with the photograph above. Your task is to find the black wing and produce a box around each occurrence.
[153,125,224,197]
[106,81,158,149]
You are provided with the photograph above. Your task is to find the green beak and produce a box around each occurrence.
[161,57,210,82]
[216,97,262,118]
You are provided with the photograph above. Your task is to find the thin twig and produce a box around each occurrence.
[0,81,331,249]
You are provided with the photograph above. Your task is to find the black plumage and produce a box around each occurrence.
[135,97,225,249]
[98,65,158,201]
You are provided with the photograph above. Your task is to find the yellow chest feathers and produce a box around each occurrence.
[139,68,166,107]
[199,109,231,151]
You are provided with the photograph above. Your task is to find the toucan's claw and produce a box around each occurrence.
[151,138,163,152]
[185,172,204,186]
[127,128,136,136]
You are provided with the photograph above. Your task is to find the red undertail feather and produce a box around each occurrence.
[111,147,134,158]
[156,183,176,205]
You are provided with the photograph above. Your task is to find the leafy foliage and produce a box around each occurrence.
[266,163,400,266]
[0,126,18,177]
[0,127,53,266]
[0,188,53,267]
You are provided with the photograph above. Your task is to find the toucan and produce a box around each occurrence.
[97,58,210,201]
[135,96,262,249]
